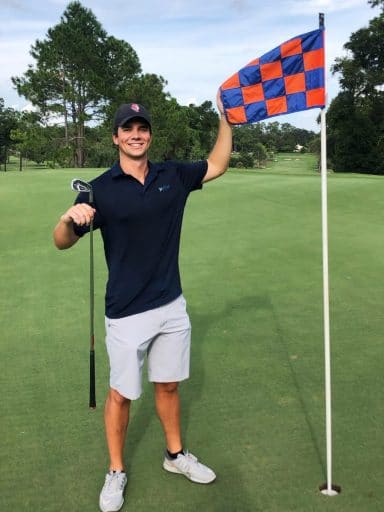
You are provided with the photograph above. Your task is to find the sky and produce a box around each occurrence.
[0,0,380,132]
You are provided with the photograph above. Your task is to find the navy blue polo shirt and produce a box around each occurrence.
[73,159,208,319]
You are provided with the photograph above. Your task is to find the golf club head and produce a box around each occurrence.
[71,178,92,193]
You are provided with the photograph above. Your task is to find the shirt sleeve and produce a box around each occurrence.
[72,191,103,238]
[175,160,208,193]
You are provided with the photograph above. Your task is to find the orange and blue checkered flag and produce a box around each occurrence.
[220,28,325,124]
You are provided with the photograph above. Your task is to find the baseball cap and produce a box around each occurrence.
[113,103,152,132]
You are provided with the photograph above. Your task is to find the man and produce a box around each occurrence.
[53,95,232,512]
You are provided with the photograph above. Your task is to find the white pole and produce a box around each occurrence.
[319,13,339,496]
[320,108,337,496]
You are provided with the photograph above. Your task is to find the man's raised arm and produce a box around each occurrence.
[203,91,233,183]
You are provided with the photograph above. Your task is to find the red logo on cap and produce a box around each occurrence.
[131,103,140,112]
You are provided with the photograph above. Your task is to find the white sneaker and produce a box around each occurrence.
[163,451,216,484]
[99,471,127,512]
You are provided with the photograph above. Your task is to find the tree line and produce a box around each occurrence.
[327,0,384,174]
[1,0,382,173]
[0,1,318,171]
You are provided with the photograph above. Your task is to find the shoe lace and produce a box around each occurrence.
[105,472,125,493]
[176,451,199,471]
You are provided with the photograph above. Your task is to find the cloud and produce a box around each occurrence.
[0,0,376,132]
[0,19,53,37]
[230,0,250,12]
[1,0,26,10]
[21,102,37,112]
[282,0,367,14]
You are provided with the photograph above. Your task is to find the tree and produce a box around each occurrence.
[0,99,19,171]
[84,125,118,168]
[9,128,26,171]
[12,1,141,167]
[253,142,268,167]
[10,111,53,169]
[333,15,384,95]
[100,72,193,162]
[308,135,321,163]
[232,121,316,156]
[184,101,219,158]
[233,124,264,153]
[327,8,384,173]
[368,0,384,9]
[230,151,254,168]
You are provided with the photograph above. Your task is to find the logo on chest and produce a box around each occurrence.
[158,184,171,192]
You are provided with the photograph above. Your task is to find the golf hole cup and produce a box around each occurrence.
[319,483,341,496]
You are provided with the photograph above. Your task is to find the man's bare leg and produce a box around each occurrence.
[104,387,131,470]
[154,382,182,453]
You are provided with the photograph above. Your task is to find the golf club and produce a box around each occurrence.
[70,178,96,409]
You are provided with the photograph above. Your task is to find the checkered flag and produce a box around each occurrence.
[220,28,325,124]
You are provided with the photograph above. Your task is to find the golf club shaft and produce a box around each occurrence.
[89,347,96,408]
[89,192,96,408]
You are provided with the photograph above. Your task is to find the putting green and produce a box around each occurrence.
[1,155,383,511]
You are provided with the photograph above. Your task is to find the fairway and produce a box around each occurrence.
[1,155,383,512]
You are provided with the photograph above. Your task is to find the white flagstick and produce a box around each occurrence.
[318,13,340,497]
[320,108,337,496]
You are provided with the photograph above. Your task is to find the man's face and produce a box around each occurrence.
[113,119,152,159]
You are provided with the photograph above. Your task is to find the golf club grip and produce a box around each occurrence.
[89,348,96,408]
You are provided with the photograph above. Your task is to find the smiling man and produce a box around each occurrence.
[53,99,232,512]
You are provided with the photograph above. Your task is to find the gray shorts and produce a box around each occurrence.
[105,295,191,400]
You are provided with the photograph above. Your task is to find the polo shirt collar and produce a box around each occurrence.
[110,160,164,180]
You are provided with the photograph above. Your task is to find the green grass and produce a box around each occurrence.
[1,155,383,511]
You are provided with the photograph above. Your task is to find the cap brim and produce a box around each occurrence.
[118,115,151,128]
